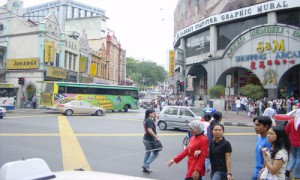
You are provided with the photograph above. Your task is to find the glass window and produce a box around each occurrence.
[217,16,267,50]
[165,107,178,115]
[55,53,60,67]
[180,108,193,116]
[277,8,300,28]
[186,29,210,57]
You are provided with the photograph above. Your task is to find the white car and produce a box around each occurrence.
[0,107,6,119]
[58,100,106,116]
[0,158,154,180]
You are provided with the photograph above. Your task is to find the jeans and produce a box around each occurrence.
[236,107,240,115]
[143,140,159,169]
[287,147,300,178]
[211,171,227,180]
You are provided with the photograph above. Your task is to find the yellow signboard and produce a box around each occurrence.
[45,41,54,63]
[46,66,67,79]
[6,58,39,70]
[169,50,175,77]
[0,84,14,88]
[79,57,87,73]
[90,63,97,77]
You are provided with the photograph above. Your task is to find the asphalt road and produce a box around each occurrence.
[0,109,257,180]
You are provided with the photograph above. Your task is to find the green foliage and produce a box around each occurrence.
[126,57,168,90]
[240,84,264,99]
[209,85,225,98]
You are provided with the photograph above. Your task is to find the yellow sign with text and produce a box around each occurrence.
[46,66,67,79]
[169,50,175,77]
[45,41,54,63]
[90,63,97,76]
[79,57,87,73]
[6,58,39,70]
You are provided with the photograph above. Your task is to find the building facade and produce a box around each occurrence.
[23,0,106,32]
[174,0,300,100]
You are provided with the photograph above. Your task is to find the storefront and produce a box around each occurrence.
[173,0,300,99]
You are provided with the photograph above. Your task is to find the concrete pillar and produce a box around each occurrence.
[210,25,217,54]
[67,6,72,19]
[74,8,79,18]
[267,89,277,99]
[87,11,91,17]
[268,12,277,24]
[80,10,85,18]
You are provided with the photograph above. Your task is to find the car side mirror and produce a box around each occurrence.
[190,114,194,117]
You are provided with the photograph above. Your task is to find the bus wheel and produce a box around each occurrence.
[65,109,73,116]
[123,105,129,112]
[95,110,103,116]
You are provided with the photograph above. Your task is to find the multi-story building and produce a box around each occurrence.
[106,32,121,85]
[174,0,300,99]
[91,43,109,84]
[23,0,106,33]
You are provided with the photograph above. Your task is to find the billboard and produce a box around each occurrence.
[169,50,175,77]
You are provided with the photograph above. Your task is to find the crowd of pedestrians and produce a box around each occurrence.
[142,105,300,180]
[227,95,300,118]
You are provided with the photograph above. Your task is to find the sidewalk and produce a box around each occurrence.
[222,110,255,127]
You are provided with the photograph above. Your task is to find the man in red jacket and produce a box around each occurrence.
[285,109,300,179]
[168,120,208,180]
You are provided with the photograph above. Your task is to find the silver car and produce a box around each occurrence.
[58,100,106,116]
[157,106,204,130]
[0,107,6,119]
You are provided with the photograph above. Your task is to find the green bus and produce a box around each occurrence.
[40,82,139,112]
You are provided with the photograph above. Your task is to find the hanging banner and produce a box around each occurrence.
[44,41,54,63]
[169,50,175,77]
[79,57,87,73]
[90,63,97,76]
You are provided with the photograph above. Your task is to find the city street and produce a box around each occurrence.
[0,109,257,179]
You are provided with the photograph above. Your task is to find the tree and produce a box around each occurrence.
[209,85,225,98]
[240,84,264,100]
[126,58,168,90]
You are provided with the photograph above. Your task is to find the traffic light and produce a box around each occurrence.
[18,77,25,85]
[176,80,180,94]
[180,81,184,92]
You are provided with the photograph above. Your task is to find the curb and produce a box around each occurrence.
[223,121,254,127]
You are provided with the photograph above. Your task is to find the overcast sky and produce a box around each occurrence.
[0,0,177,69]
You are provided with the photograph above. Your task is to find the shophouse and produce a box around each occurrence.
[174,0,300,100]
[91,42,109,84]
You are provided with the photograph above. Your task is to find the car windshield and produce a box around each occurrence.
[189,108,204,116]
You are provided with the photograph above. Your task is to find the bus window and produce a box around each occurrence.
[44,83,54,93]
[58,86,65,93]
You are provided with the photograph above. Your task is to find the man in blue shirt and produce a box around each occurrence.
[252,116,272,180]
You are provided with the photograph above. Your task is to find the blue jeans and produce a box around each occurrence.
[143,140,159,169]
[211,171,227,180]
[287,147,300,178]
[236,107,240,115]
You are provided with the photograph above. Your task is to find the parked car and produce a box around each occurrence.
[58,100,106,116]
[0,107,6,119]
[273,109,297,126]
[157,106,204,130]
[0,158,154,180]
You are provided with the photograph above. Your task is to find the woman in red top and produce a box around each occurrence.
[168,120,208,180]
[285,109,300,179]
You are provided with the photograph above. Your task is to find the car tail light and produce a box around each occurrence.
[59,104,65,108]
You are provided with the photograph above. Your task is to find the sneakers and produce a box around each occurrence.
[142,167,152,173]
